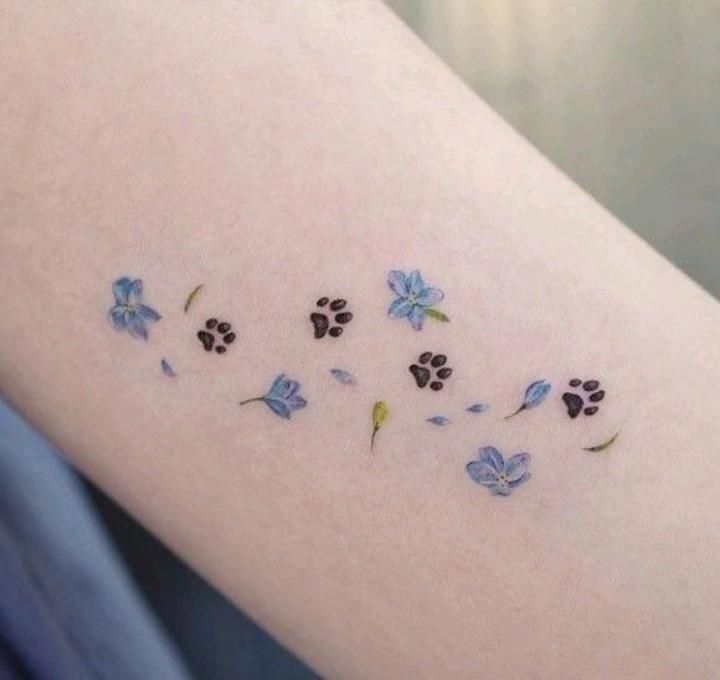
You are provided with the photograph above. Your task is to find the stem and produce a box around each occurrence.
[504,404,526,420]
[239,396,264,406]
[370,427,379,451]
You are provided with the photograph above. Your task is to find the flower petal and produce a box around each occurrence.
[108,305,127,331]
[112,277,133,304]
[125,310,148,340]
[491,484,513,496]
[477,447,505,473]
[286,394,307,411]
[505,453,531,482]
[264,398,291,419]
[415,287,444,307]
[508,472,532,489]
[128,278,143,303]
[406,270,425,296]
[466,461,499,486]
[268,374,288,398]
[388,297,413,318]
[136,304,161,322]
[408,305,426,330]
[387,270,408,296]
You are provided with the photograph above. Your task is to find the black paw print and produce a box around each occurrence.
[197,318,236,354]
[562,378,605,418]
[310,297,353,338]
[409,352,453,391]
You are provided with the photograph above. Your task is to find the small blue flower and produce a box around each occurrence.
[330,368,357,385]
[239,374,307,420]
[505,379,552,419]
[108,277,161,340]
[387,270,445,331]
[466,447,531,497]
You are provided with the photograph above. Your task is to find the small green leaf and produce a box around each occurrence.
[184,284,204,313]
[583,431,620,452]
[425,308,449,322]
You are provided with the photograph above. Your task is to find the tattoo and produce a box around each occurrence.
[562,378,605,418]
[311,297,353,338]
[108,277,162,340]
[330,368,357,385]
[466,447,532,496]
[239,374,307,420]
[409,352,453,391]
[184,284,204,313]
[505,379,551,419]
[466,403,489,414]
[427,415,451,426]
[387,270,447,330]
[198,318,236,354]
[583,431,620,452]
[160,358,176,377]
[370,400,389,451]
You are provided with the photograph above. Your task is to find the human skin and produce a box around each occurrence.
[1,2,719,678]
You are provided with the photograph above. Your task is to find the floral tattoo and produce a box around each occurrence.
[239,374,307,420]
[466,447,532,497]
[387,270,447,330]
[108,277,161,340]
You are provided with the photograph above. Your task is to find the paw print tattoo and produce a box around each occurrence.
[197,318,236,354]
[409,352,453,391]
[310,297,353,338]
[562,378,605,418]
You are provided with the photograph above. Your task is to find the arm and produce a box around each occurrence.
[2,2,719,677]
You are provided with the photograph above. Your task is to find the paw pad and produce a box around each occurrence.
[409,352,453,391]
[310,297,353,338]
[197,318,236,354]
[562,378,605,418]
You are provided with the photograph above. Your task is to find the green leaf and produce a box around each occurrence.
[425,308,449,322]
[583,431,620,452]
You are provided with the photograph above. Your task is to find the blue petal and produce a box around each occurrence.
[415,287,444,307]
[406,270,425,296]
[136,304,161,322]
[466,461,499,486]
[466,403,489,414]
[408,305,426,330]
[267,374,289,399]
[387,270,409,296]
[388,297,413,318]
[523,380,551,409]
[508,472,532,489]
[286,394,307,411]
[264,398,291,419]
[504,453,531,482]
[330,369,357,385]
[108,305,127,331]
[112,277,133,304]
[161,358,176,377]
[125,310,148,340]
[427,416,451,426]
[128,278,144,303]
[477,447,505,473]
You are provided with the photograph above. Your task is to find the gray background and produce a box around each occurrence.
[387,0,720,297]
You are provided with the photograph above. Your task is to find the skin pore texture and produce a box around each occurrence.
[1,2,719,678]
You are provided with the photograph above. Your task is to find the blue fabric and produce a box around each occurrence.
[0,400,191,680]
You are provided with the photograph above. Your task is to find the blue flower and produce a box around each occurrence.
[387,270,445,330]
[108,277,161,340]
[239,374,307,420]
[466,447,531,496]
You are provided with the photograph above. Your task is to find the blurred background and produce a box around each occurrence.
[389,0,720,297]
